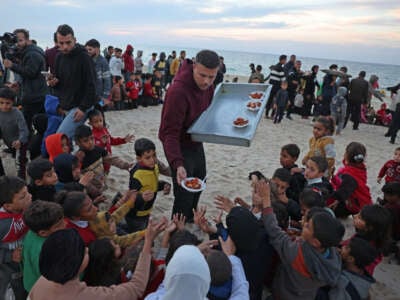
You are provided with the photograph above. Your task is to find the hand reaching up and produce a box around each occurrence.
[255,180,271,208]
[214,195,234,213]
[143,218,168,254]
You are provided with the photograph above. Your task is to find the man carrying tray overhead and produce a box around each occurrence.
[159,50,219,222]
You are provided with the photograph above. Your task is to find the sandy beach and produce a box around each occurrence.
[1,82,399,299]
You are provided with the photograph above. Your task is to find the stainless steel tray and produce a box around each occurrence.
[188,83,272,147]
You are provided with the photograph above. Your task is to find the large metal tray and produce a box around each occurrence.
[188,83,272,147]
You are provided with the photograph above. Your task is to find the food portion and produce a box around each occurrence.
[233,117,249,126]
[249,92,263,99]
[247,101,262,110]
[184,178,202,190]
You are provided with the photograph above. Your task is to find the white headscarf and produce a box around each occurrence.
[163,245,211,300]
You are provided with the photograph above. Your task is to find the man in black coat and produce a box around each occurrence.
[347,71,369,130]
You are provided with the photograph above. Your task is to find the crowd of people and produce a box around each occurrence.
[249,55,400,142]
[0,24,400,300]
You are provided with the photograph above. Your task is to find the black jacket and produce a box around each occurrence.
[10,44,47,104]
[54,44,96,111]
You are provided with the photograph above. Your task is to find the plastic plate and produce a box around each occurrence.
[248,91,264,100]
[181,177,206,192]
[246,101,262,111]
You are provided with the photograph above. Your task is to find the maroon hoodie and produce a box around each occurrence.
[159,59,214,170]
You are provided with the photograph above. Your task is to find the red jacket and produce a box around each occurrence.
[143,82,154,97]
[45,133,69,162]
[158,59,214,170]
[331,163,372,214]
[126,80,141,100]
[378,160,400,183]
[92,127,126,155]
[0,209,28,243]
[122,45,134,73]
[65,218,96,246]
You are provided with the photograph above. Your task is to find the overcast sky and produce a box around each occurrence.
[2,0,399,65]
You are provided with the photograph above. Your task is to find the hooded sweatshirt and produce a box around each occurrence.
[122,45,134,73]
[45,133,68,162]
[262,208,341,300]
[54,44,97,111]
[331,87,348,114]
[145,245,211,300]
[158,59,214,170]
[41,94,63,156]
[9,44,47,103]
[328,270,375,300]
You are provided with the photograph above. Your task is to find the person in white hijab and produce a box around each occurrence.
[146,245,211,300]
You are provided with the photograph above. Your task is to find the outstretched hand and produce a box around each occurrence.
[254,180,271,208]
[214,195,234,213]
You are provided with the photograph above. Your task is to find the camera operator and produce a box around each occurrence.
[3,28,47,133]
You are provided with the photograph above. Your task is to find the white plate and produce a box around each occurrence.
[232,118,249,128]
[248,91,264,100]
[181,177,206,192]
[246,101,262,111]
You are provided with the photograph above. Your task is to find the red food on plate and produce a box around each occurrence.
[185,178,202,189]
[249,92,263,99]
[233,117,249,126]
[256,102,261,107]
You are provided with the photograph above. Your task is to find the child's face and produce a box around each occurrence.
[0,97,14,112]
[301,217,316,244]
[137,149,157,169]
[89,115,104,130]
[384,193,400,204]
[280,150,297,168]
[304,159,324,180]
[72,165,81,181]
[37,168,59,186]
[393,150,400,163]
[339,244,351,262]
[115,51,122,58]
[77,135,95,151]
[300,201,309,217]
[4,186,32,213]
[271,177,289,197]
[353,213,367,231]
[79,196,98,221]
[313,121,329,139]
[61,136,70,154]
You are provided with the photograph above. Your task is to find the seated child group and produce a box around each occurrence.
[1,85,400,300]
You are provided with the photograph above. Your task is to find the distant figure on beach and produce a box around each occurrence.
[109,48,124,77]
[47,24,96,141]
[103,45,114,63]
[265,54,287,118]
[148,52,157,73]
[159,50,220,222]
[347,71,369,130]
[321,64,338,116]
[213,56,226,86]
[134,50,144,73]
[283,54,296,76]
[286,60,303,120]
[45,32,60,75]
[248,65,264,83]
[122,44,134,82]
[249,63,256,74]
[302,65,320,118]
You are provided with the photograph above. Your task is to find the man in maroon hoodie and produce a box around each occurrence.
[159,50,219,221]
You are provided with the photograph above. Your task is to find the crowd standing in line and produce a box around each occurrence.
[0,25,400,300]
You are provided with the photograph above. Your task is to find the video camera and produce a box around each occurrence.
[0,32,20,62]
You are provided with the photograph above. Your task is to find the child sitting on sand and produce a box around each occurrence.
[302,116,336,178]
[110,75,127,110]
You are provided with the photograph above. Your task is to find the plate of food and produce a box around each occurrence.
[181,177,206,192]
[233,117,249,128]
[248,91,264,100]
[246,101,262,111]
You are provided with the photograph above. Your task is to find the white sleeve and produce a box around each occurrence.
[228,255,249,300]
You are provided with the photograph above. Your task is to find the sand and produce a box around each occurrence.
[1,79,399,298]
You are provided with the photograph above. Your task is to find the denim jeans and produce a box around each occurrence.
[56,107,93,141]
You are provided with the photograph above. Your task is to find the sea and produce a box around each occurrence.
[134,44,400,89]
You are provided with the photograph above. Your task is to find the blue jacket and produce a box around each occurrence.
[41,95,63,156]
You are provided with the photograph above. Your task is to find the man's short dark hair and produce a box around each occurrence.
[272,168,291,183]
[27,158,53,181]
[312,212,345,248]
[195,50,220,69]
[14,29,29,39]
[74,124,92,142]
[55,190,87,218]
[359,71,366,78]
[56,24,74,37]
[114,48,122,53]
[329,64,338,70]
[382,182,400,197]
[134,138,156,156]
[281,144,300,159]
[23,200,64,233]
[279,54,287,62]
[0,87,16,102]
[0,176,26,206]
[39,229,85,284]
[256,65,262,71]
[85,39,100,49]
[309,156,328,173]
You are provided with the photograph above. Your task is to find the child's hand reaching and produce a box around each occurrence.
[172,213,186,230]
[377,177,382,184]
[75,150,85,162]
[212,210,223,225]
[143,217,168,253]
[124,134,135,143]
[163,183,171,195]
[193,206,207,226]
[11,140,21,150]
[121,190,138,205]
[234,197,251,209]
[219,236,236,256]
[255,180,271,208]
[142,190,155,202]
[214,195,234,213]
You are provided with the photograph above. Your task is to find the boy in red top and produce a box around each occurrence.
[126,72,142,109]
[88,109,134,173]
[143,73,157,106]
[377,147,400,184]
[0,176,32,299]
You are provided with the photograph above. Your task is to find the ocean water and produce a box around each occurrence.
[135,44,400,88]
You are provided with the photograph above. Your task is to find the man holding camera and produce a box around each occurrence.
[3,29,47,132]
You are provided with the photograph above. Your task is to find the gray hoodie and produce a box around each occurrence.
[331,87,348,113]
[328,270,375,300]
[262,208,342,300]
